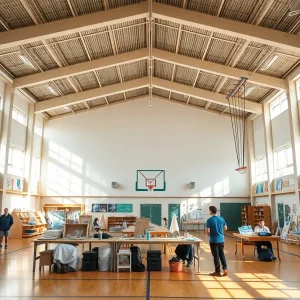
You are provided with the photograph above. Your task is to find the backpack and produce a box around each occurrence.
[258,232,272,236]
[130,246,145,272]
[258,248,273,261]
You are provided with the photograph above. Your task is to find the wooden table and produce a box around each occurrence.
[114,237,203,273]
[233,233,281,261]
[31,237,117,272]
[182,221,206,231]
[122,226,168,237]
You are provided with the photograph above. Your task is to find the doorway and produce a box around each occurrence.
[140,204,162,225]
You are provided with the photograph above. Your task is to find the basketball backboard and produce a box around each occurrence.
[136,170,166,191]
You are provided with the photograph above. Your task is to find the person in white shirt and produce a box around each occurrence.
[254,219,276,259]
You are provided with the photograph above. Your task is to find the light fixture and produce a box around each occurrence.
[47,85,59,96]
[19,54,35,68]
[260,55,279,71]
[244,86,254,97]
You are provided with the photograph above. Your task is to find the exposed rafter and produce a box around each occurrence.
[152,49,288,90]
[152,78,262,114]
[35,77,149,113]
[13,49,148,89]
[0,2,148,50]
[152,2,300,53]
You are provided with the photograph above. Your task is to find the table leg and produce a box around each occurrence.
[89,242,91,251]
[241,239,245,260]
[33,242,38,273]
[45,243,48,250]
[197,244,200,273]
[277,240,281,261]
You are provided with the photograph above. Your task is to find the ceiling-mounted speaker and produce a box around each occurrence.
[112,182,118,188]
[189,182,195,188]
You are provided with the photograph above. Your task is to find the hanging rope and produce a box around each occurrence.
[226,77,248,174]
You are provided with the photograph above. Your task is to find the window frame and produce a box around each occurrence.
[12,106,27,125]
[7,145,25,177]
[34,122,42,136]
[270,93,288,120]
[273,144,294,176]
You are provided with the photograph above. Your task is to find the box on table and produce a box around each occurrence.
[64,224,89,238]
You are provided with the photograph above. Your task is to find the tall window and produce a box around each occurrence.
[274,144,294,176]
[254,155,267,183]
[34,122,42,136]
[7,145,25,176]
[270,93,288,119]
[12,106,27,125]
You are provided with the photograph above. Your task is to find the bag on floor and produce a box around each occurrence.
[258,248,273,261]
[130,246,145,272]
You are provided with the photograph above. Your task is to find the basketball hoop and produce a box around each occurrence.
[236,166,247,174]
[226,77,248,175]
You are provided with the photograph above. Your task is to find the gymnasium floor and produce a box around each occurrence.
[0,232,300,300]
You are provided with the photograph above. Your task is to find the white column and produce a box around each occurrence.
[247,119,255,205]
[23,103,35,196]
[287,80,300,209]
[262,103,276,222]
[0,82,14,211]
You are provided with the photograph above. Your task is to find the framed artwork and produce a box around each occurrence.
[255,183,264,194]
[108,204,116,212]
[275,178,283,191]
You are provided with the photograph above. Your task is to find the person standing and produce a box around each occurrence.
[162,217,168,228]
[205,206,228,276]
[0,208,14,249]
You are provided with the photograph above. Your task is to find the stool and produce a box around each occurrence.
[117,252,131,272]
[39,250,54,271]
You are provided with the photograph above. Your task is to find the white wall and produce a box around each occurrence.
[41,99,250,219]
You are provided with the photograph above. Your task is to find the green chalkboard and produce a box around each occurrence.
[116,204,133,213]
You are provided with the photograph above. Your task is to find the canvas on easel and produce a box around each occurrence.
[134,218,149,237]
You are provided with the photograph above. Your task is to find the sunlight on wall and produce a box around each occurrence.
[11,195,30,210]
[214,177,230,196]
[200,187,212,205]
[47,142,83,196]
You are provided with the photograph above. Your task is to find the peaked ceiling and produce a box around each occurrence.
[0,0,299,120]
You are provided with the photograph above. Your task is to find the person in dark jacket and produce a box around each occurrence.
[0,208,14,249]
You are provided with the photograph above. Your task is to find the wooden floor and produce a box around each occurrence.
[0,232,300,300]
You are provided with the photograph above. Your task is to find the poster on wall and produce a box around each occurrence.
[280,220,291,240]
[255,183,264,194]
[6,178,13,190]
[14,179,23,191]
[92,204,108,212]
[108,204,116,212]
[275,179,283,191]
[116,204,133,213]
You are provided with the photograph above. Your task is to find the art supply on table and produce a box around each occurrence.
[99,232,103,240]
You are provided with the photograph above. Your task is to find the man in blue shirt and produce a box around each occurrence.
[205,206,228,276]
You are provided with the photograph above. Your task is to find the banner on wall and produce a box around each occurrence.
[92,204,133,213]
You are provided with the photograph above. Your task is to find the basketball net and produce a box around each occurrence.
[147,185,155,194]
[226,77,248,174]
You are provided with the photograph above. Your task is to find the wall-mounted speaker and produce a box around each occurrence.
[112,182,118,188]
[189,182,195,188]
